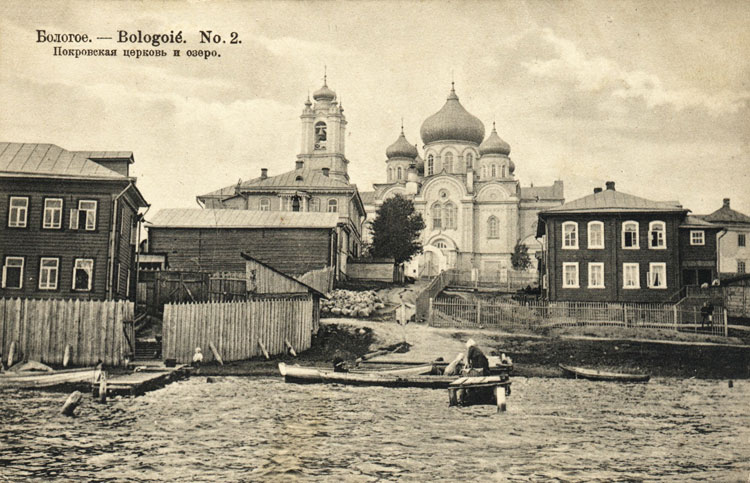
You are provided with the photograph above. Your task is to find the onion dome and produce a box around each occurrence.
[479,123,511,156]
[386,128,418,159]
[420,84,485,145]
[313,77,336,102]
[508,158,515,174]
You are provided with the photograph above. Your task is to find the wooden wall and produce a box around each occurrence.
[0,298,132,366]
[162,296,314,363]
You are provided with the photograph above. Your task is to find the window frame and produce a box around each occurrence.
[326,198,338,213]
[8,196,29,228]
[465,152,473,169]
[491,164,497,178]
[738,233,746,247]
[487,216,499,239]
[648,262,667,289]
[648,221,666,249]
[42,197,64,230]
[737,260,746,274]
[444,152,453,173]
[397,166,402,180]
[587,262,605,289]
[562,262,579,289]
[623,262,640,289]
[2,256,25,289]
[72,258,94,292]
[562,221,578,249]
[443,202,456,230]
[622,221,640,249]
[427,155,434,176]
[432,202,442,230]
[690,230,705,246]
[76,199,98,231]
[309,198,320,212]
[587,221,604,249]
[38,257,60,290]
[259,198,271,211]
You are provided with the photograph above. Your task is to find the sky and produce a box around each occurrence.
[1,0,749,217]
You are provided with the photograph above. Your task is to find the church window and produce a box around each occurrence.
[310,198,320,212]
[259,198,270,211]
[482,165,487,178]
[434,240,448,249]
[444,152,453,173]
[327,199,338,213]
[466,153,473,169]
[292,196,301,212]
[427,155,434,175]
[314,121,327,150]
[491,164,497,177]
[432,202,442,229]
[397,167,402,180]
[444,202,457,229]
[501,165,506,178]
[487,216,499,239]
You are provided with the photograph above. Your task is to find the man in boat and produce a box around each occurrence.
[463,339,490,376]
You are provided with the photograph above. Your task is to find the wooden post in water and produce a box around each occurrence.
[61,391,83,416]
[494,385,507,413]
[63,344,72,368]
[209,342,224,365]
[98,371,107,403]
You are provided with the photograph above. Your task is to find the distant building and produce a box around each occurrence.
[0,143,149,300]
[360,84,563,283]
[537,181,721,303]
[699,198,750,276]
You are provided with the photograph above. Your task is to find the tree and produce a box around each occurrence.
[511,241,532,271]
[370,194,425,264]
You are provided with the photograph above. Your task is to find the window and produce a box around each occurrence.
[38,258,59,290]
[739,234,746,247]
[314,121,327,149]
[434,240,448,249]
[2,256,24,289]
[649,221,666,249]
[622,221,639,249]
[587,221,604,249]
[491,164,497,177]
[482,165,487,178]
[466,153,473,169]
[623,263,640,289]
[259,198,270,211]
[588,263,605,288]
[8,196,28,227]
[71,200,97,230]
[43,198,63,229]
[427,155,434,175]
[444,152,453,173]
[432,203,442,229]
[443,202,456,230]
[690,230,705,246]
[648,262,667,289]
[327,199,338,213]
[487,216,499,239]
[291,196,301,212]
[501,165,506,178]
[72,259,93,291]
[738,261,746,274]
[397,167,402,180]
[562,262,579,288]
[309,198,320,212]
[562,221,578,249]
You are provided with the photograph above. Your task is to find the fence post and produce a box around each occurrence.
[428,298,433,326]
[623,306,628,328]
[724,308,728,337]
[476,299,481,326]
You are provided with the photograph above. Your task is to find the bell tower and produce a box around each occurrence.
[297,73,349,181]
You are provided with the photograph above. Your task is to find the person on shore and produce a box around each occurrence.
[443,352,464,376]
[332,356,348,373]
[192,347,203,368]
[463,339,490,376]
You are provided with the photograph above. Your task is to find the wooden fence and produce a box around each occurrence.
[163,295,315,364]
[430,298,728,337]
[0,298,133,367]
[297,266,334,294]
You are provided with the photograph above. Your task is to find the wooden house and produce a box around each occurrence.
[0,143,149,300]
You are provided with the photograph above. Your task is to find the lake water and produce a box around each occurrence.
[1,376,748,481]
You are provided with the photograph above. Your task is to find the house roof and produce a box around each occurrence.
[242,168,352,190]
[542,188,685,214]
[147,208,341,229]
[680,215,722,229]
[520,182,564,201]
[359,191,377,205]
[0,143,130,179]
[702,204,750,225]
[239,252,328,298]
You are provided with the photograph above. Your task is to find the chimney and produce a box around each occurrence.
[260,168,268,179]
[605,181,616,191]
[295,160,304,170]
[723,198,730,208]
[322,167,330,177]
[594,187,603,194]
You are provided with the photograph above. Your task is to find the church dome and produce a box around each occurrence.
[386,129,418,159]
[313,80,336,102]
[420,84,485,145]
[479,123,511,156]
[508,158,516,174]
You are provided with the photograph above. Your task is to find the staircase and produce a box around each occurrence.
[134,340,162,361]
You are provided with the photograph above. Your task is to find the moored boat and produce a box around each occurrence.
[0,367,99,389]
[559,364,650,383]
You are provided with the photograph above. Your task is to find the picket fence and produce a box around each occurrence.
[163,295,315,364]
[430,297,728,337]
[0,298,133,367]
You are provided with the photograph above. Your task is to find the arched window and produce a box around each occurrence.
[310,198,320,212]
[622,221,639,249]
[649,221,666,249]
[487,216,499,239]
[444,152,453,173]
[562,221,578,249]
[327,199,338,213]
[466,152,473,169]
[491,164,497,177]
[314,121,327,149]
[434,240,448,249]
[432,202,442,229]
[444,202,457,229]
[397,167,402,180]
[259,198,270,211]
[587,221,604,249]
[501,165,506,178]
[427,155,434,175]
[482,165,487,178]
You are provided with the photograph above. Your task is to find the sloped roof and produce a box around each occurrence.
[521,182,564,201]
[0,143,129,179]
[543,189,684,214]
[147,208,341,229]
[703,204,750,224]
[239,252,327,298]
[680,215,722,229]
[359,191,377,205]
[240,168,352,189]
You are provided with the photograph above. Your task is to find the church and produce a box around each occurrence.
[359,84,564,283]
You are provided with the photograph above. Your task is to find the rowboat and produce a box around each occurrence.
[448,375,512,410]
[559,364,650,383]
[357,356,513,376]
[279,362,511,390]
[0,367,99,389]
